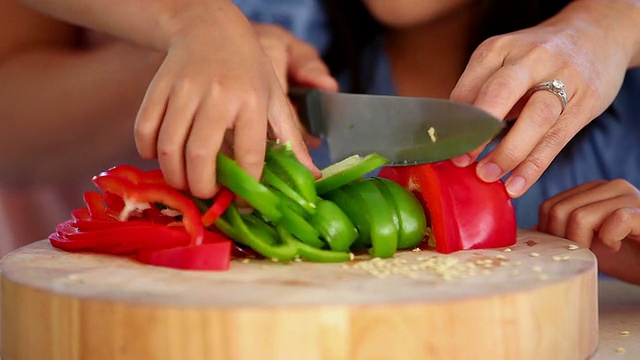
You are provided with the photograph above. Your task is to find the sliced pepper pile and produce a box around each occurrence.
[211,142,426,262]
[49,141,517,270]
[49,165,234,270]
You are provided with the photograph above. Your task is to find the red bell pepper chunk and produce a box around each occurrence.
[92,173,205,245]
[202,187,234,227]
[379,160,517,253]
[136,231,232,270]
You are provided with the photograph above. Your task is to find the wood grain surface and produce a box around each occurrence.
[0,229,598,360]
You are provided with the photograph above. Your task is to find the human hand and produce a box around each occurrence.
[537,179,640,285]
[134,6,335,199]
[449,0,640,198]
[253,23,339,149]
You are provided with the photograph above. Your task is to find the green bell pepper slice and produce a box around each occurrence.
[308,199,358,252]
[275,207,325,249]
[224,203,297,261]
[323,187,371,249]
[216,153,282,221]
[265,142,317,206]
[342,179,398,258]
[277,226,352,263]
[262,166,315,215]
[372,177,427,249]
[315,153,389,195]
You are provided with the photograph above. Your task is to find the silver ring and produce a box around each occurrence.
[534,79,568,111]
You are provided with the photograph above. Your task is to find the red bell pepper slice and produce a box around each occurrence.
[202,187,234,227]
[379,160,517,253]
[136,231,232,270]
[49,219,191,254]
[92,173,205,245]
[83,191,119,221]
[101,165,168,186]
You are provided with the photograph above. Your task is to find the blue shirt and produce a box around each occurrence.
[233,0,331,53]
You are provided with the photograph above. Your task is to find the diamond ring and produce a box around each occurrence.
[533,79,568,111]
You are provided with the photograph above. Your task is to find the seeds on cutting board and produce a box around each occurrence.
[568,244,580,250]
[347,254,482,280]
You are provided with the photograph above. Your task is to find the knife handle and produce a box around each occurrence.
[288,86,325,138]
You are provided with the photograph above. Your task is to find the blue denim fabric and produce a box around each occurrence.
[233,0,331,53]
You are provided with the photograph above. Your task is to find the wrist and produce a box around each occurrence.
[160,0,246,50]
[558,0,640,68]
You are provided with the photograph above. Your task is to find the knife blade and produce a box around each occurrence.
[289,87,504,165]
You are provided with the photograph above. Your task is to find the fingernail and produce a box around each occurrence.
[450,154,472,167]
[506,176,526,196]
[477,162,502,182]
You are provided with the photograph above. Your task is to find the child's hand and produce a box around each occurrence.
[134,7,336,199]
[537,179,640,284]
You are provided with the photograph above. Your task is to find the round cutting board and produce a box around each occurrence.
[0,229,597,360]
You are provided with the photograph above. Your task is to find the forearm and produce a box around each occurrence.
[552,0,640,68]
[0,41,164,183]
[18,0,248,51]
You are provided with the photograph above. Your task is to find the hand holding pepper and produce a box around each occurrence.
[16,0,336,200]
[133,16,339,199]
[449,0,640,197]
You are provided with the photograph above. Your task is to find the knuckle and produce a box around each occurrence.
[134,122,154,142]
[530,104,558,128]
[522,153,548,177]
[611,207,634,225]
[185,146,209,164]
[157,141,182,160]
[547,202,567,224]
[481,78,518,107]
[172,77,196,95]
[609,178,634,192]
[498,143,526,167]
[473,36,505,61]
[538,125,570,157]
[567,208,593,229]
[538,200,552,218]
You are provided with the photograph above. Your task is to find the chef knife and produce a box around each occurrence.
[289,87,504,165]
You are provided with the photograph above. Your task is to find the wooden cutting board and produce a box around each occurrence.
[0,229,598,360]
